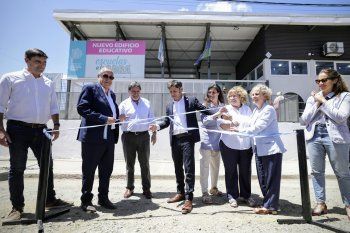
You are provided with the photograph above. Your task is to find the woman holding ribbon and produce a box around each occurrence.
[217,86,255,208]
[300,68,350,219]
[199,84,225,204]
[232,84,286,214]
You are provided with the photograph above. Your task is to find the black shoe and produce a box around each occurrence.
[142,190,153,199]
[98,198,116,209]
[81,202,96,213]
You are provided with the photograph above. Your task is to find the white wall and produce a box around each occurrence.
[264,59,350,103]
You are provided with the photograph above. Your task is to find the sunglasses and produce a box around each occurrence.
[101,74,114,80]
[315,77,333,84]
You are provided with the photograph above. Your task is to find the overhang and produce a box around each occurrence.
[53,10,350,79]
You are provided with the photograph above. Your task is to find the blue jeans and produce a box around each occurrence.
[307,124,350,206]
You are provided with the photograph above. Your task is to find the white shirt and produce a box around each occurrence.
[100,84,117,130]
[172,96,188,135]
[0,69,59,124]
[119,97,154,132]
[218,104,252,150]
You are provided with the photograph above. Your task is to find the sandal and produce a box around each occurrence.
[253,207,277,215]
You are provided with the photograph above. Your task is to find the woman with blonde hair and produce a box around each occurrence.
[218,86,255,208]
[232,84,286,214]
[300,68,350,220]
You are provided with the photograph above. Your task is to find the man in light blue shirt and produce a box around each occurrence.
[119,81,156,199]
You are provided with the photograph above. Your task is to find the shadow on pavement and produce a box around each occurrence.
[328,206,348,215]
[0,172,8,181]
[48,206,99,222]
[114,196,160,216]
[278,199,303,217]
[149,191,176,199]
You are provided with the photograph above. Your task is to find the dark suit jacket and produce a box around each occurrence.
[158,95,210,144]
[77,83,119,144]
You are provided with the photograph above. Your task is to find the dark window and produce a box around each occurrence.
[257,65,263,78]
[316,62,334,75]
[336,63,350,75]
[291,62,308,75]
[271,61,289,75]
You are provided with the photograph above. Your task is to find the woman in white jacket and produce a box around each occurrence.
[232,84,286,214]
[300,68,350,220]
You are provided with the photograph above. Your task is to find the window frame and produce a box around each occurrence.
[290,61,309,76]
[270,60,290,76]
[335,62,350,75]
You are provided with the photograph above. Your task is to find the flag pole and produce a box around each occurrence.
[207,53,211,79]
[161,62,164,79]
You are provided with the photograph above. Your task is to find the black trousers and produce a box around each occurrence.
[219,141,253,199]
[171,136,195,201]
[122,132,151,191]
[255,153,282,211]
[7,123,56,210]
[81,141,115,204]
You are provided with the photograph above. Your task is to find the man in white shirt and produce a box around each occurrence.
[119,81,156,199]
[0,48,71,221]
[149,80,209,214]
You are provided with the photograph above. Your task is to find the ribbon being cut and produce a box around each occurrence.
[45,106,294,139]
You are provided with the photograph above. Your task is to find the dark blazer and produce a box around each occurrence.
[77,83,119,144]
[158,95,210,144]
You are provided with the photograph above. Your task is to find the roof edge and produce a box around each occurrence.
[53,10,350,26]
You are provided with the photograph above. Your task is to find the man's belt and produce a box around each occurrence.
[173,133,190,139]
[124,131,148,135]
[7,120,46,129]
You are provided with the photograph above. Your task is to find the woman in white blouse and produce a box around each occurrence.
[300,68,350,220]
[218,86,255,208]
[233,84,286,214]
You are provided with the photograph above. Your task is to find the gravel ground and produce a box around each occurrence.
[1,177,349,233]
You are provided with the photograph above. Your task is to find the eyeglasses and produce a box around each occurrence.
[315,77,332,84]
[101,74,114,80]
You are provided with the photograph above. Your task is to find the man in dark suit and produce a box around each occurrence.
[150,80,209,214]
[77,67,119,212]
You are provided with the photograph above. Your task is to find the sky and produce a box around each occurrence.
[0,0,349,76]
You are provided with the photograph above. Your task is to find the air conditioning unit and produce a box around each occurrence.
[323,42,344,57]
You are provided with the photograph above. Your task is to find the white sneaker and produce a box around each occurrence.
[229,198,238,208]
